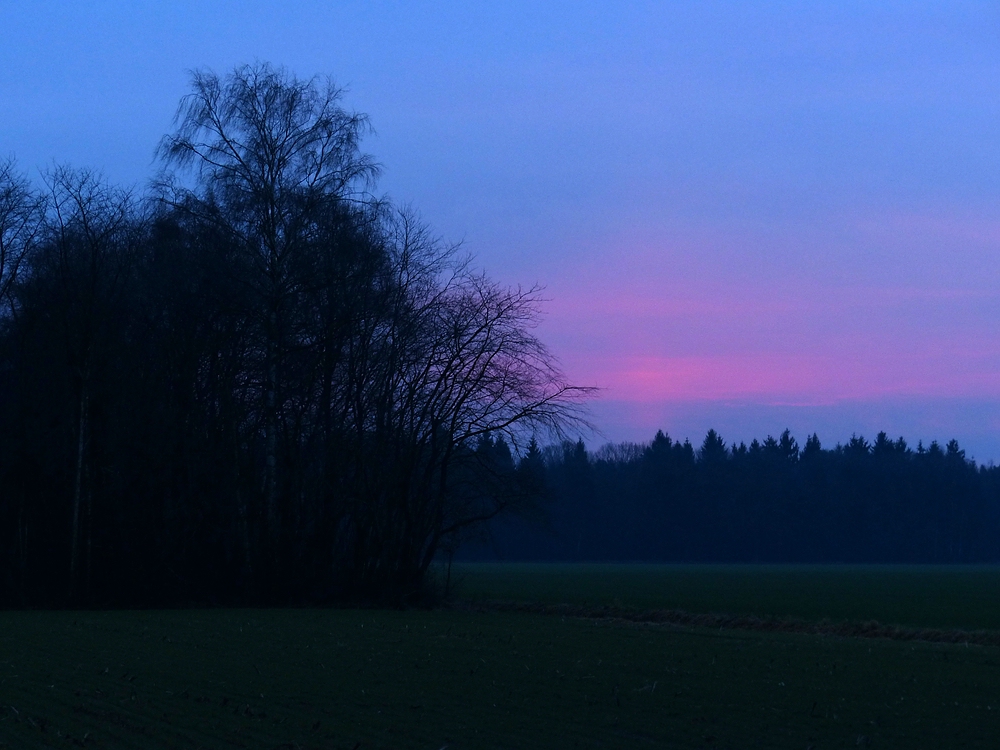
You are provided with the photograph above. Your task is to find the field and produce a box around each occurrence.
[2,566,1000,749]
[452,562,1000,630]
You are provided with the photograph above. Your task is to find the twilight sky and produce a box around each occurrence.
[4,2,1000,459]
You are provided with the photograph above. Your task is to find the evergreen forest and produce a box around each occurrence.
[473,429,1000,564]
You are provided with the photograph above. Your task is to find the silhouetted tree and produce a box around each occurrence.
[0,62,590,606]
[0,159,43,307]
[35,168,141,600]
[157,63,379,588]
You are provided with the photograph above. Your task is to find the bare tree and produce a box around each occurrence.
[0,158,44,309]
[158,64,379,574]
[335,207,593,600]
[0,158,44,602]
[40,167,140,600]
[0,64,591,605]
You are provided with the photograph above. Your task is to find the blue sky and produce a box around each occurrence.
[4,2,1000,458]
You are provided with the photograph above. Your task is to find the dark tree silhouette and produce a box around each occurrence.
[467,429,1000,565]
[37,168,141,601]
[157,63,379,586]
[0,63,590,606]
[0,159,43,307]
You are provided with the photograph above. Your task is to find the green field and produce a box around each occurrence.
[451,562,1000,630]
[3,565,1000,749]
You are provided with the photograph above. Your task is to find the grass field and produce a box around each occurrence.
[3,565,1000,749]
[450,562,1000,630]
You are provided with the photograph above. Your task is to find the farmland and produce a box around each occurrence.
[3,565,1000,748]
[452,562,1000,630]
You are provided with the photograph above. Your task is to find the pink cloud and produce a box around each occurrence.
[563,351,1000,404]
[533,204,1000,410]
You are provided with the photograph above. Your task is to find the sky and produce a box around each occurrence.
[3,2,1000,459]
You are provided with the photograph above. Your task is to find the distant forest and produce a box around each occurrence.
[467,429,1000,564]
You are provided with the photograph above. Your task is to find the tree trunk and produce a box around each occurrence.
[70,379,89,600]
[17,495,27,605]
[265,311,279,575]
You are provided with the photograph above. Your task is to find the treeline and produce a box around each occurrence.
[472,429,1000,563]
[0,64,583,607]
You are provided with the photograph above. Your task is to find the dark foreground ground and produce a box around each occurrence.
[3,565,1000,749]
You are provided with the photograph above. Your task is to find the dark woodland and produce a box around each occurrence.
[0,64,586,607]
[1,64,997,610]
[471,429,1000,564]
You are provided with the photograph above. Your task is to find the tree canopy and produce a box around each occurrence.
[0,63,589,606]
